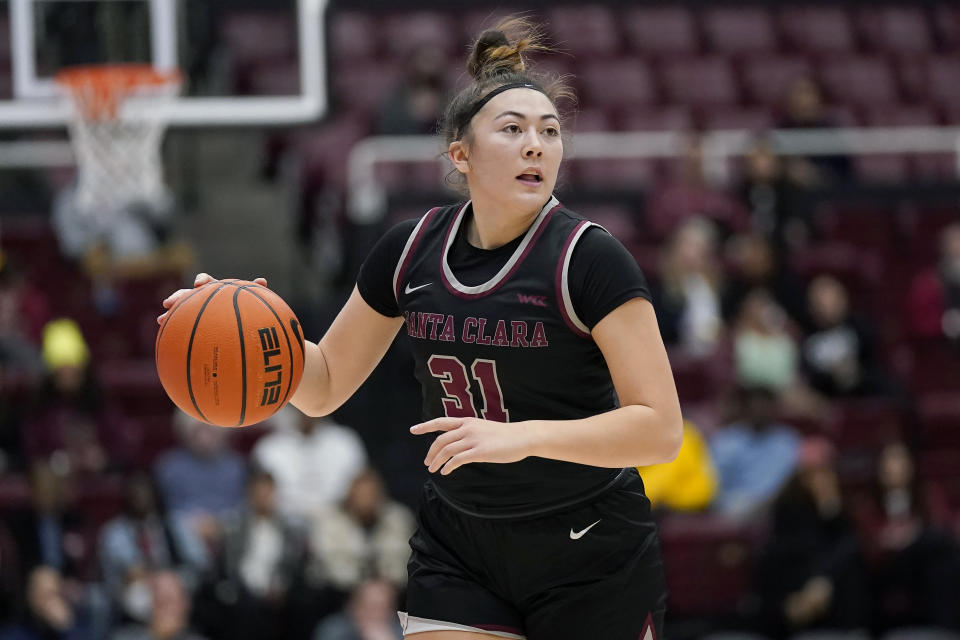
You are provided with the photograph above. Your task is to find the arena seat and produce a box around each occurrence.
[917,392,960,449]
[857,6,933,55]
[329,11,380,61]
[220,11,297,70]
[334,61,402,115]
[621,7,700,56]
[778,7,856,54]
[702,8,779,54]
[662,57,740,106]
[906,339,960,393]
[246,61,300,96]
[569,107,616,133]
[382,12,458,58]
[699,107,773,132]
[819,56,900,109]
[864,104,939,127]
[789,242,884,296]
[825,399,903,452]
[659,514,764,616]
[578,58,659,108]
[925,57,960,112]
[618,106,693,132]
[546,6,622,57]
[572,158,658,189]
[740,56,813,106]
[854,155,912,183]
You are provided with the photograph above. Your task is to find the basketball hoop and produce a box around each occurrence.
[56,64,182,219]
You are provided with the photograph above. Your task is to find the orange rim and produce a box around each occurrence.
[55,64,182,121]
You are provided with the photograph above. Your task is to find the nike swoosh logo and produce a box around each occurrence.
[405,282,431,294]
[569,519,601,540]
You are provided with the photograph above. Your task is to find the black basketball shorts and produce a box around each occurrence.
[400,470,667,640]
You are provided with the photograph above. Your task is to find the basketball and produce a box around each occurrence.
[155,279,305,427]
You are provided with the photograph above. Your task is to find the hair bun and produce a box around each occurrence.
[467,28,525,80]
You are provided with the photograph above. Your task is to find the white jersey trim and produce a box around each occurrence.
[398,612,526,639]
[392,209,435,305]
[441,195,560,295]
[560,221,602,336]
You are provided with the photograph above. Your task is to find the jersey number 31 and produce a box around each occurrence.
[427,355,509,422]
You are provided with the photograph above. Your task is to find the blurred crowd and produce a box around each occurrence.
[1,7,960,639]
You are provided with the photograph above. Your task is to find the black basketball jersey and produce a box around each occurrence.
[393,195,631,518]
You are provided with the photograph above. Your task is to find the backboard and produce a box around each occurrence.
[0,0,328,128]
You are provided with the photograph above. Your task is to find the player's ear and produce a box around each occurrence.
[448,140,470,175]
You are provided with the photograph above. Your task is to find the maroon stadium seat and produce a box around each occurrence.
[907,339,960,393]
[220,12,297,66]
[699,106,774,132]
[790,242,884,295]
[382,12,458,58]
[825,399,903,452]
[864,104,939,127]
[659,514,764,616]
[933,5,960,50]
[621,7,699,56]
[569,107,615,133]
[572,158,658,190]
[578,58,658,108]
[246,61,300,96]
[334,61,402,114]
[779,7,856,54]
[854,155,912,183]
[741,56,813,106]
[911,155,960,182]
[662,57,740,106]
[329,11,380,61]
[819,57,900,109]
[298,115,371,189]
[702,8,778,54]
[917,392,960,449]
[926,57,960,111]
[619,106,693,132]
[857,6,933,55]
[547,7,621,57]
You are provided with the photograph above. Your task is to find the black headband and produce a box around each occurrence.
[454,81,547,139]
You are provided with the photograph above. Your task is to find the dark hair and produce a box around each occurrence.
[439,17,575,191]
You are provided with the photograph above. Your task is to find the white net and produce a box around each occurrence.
[57,66,181,221]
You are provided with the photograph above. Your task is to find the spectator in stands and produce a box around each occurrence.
[200,468,306,640]
[0,258,47,384]
[907,222,960,343]
[307,469,414,597]
[98,473,206,626]
[854,442,960,634]
[777,76,853,184]
[110,570,208,640]
[25,319,131,473]
[636,419,718,513]
[649,218,725,358]
[802,275,888,398]
[646,135,749,240]
[736,138,813,250]
[6,463,89,590]
[154,410,246,552]
[733,288,800,393]
[0,566,92,640]
[756,437,869,637]
[710,385,801,520]
[721,233,806,326]
[312,579,403,640]
[252,406,367,523]
[376,45,448,136]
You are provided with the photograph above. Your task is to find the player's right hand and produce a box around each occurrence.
[157,273,268,325]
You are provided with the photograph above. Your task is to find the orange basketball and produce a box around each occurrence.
[155,279,305,427]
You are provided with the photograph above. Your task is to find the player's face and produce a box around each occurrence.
[452,88,562,215]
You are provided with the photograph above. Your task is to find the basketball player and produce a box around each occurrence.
[159,18,681,640]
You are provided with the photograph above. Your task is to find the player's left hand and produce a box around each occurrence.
[411,417,533,475]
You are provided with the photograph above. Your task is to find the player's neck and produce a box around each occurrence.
[467,195,544,250]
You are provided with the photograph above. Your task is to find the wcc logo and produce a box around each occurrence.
[517,293,548,307]
[258,327,283,406]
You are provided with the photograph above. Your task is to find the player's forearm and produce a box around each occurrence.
[289,339,333,417]
[523,405,683,468]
